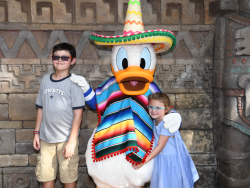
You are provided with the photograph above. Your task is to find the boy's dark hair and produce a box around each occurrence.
[52,43,76,58]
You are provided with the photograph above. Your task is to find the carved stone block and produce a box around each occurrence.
[0,155,28,167]
[86,110,98,129]
[80,110,87,129]
[180,130,213,153]
[0,168,2,188]
[0,130,15,154]
[16,129,33,142]
[205,0,217,24]
[191,154,217,165]
[78,167,95,188]
[11,155,28,167]
[16,143,37,154]
[79,154,86,167]
[141,0,158,24]
[166,94,175,107]
[0,121,22,129]
[0,155,11,167]
[0,104,8,120]
[239,0,250,13]
[9,94,37,120]
[8,0,27,23]
[3,167,38,188]
[23,121,36,129]
[0,94,7,103]
[176,94,213,109]
[31,0,72,24]
[195,166,217,188]
[79,129,94,154]
[218,0,238,11]
[0,6,5,23]
[75,0,115,24]
[28,154,37,166]
[178,108,213,129]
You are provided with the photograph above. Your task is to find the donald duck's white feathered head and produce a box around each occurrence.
[90,0,176,96]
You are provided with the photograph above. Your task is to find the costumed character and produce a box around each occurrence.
[71,0,179,187]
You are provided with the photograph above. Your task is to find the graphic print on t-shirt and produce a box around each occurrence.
[43,88,64,96]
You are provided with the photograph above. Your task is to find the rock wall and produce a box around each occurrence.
[0,0,218,187]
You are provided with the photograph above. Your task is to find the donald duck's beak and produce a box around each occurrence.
[111,65,155,96]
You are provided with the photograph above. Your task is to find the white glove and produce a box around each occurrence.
[163,113,181,133]
[70,73,90,93]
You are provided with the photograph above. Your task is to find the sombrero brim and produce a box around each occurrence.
[90,29,176,53]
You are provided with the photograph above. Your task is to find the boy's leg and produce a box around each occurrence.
[36,140,58,184]
[43,180,55,188]
[57,138,79,186]
[64,181,76,188]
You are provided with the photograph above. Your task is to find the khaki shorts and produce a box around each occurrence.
[35,138,79,183]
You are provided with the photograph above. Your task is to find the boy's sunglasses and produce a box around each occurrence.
[52,56,72,61]
[147,105,165,111]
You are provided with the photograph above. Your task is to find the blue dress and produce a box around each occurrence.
[150,113,199,188]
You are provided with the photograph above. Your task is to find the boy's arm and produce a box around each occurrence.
[70,73,97,110]
[63,108,83,159]
[33,108,43,150]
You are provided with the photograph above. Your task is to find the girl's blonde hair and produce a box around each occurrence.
[148,92,171,108]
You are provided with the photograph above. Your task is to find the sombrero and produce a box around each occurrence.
[90,0,176,53]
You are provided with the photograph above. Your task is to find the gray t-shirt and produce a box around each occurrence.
[36,73,85,143]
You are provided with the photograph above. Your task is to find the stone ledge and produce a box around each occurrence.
[1,59,40,65]
[182,25,215,31]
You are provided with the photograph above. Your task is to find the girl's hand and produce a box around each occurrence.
[63,143,75,159]
[33,134,40,150]
[132,163,144,170]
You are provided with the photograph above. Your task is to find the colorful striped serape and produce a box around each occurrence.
[91,76,161,164]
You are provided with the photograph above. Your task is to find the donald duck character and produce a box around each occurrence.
[71,0,180,187]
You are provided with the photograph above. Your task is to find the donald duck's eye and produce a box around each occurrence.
[140,47,151,69]
[122,59,128,69]
[116,47,128,70]
[140,58,145,69]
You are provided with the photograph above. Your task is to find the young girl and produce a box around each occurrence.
[133,92,199,188]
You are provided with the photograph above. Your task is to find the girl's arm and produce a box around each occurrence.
[33,108,43,150]
[133,135,169,169]
[63,108,83,158]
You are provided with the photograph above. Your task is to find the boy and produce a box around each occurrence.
[33,43,85,188]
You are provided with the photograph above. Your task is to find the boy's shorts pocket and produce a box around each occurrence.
[35,154,41,176]
[69,155,79,179]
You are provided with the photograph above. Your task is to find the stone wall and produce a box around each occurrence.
[0,0,218,187]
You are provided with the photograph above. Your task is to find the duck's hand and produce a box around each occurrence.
[70,73,90,93]
[163,113,181,133]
